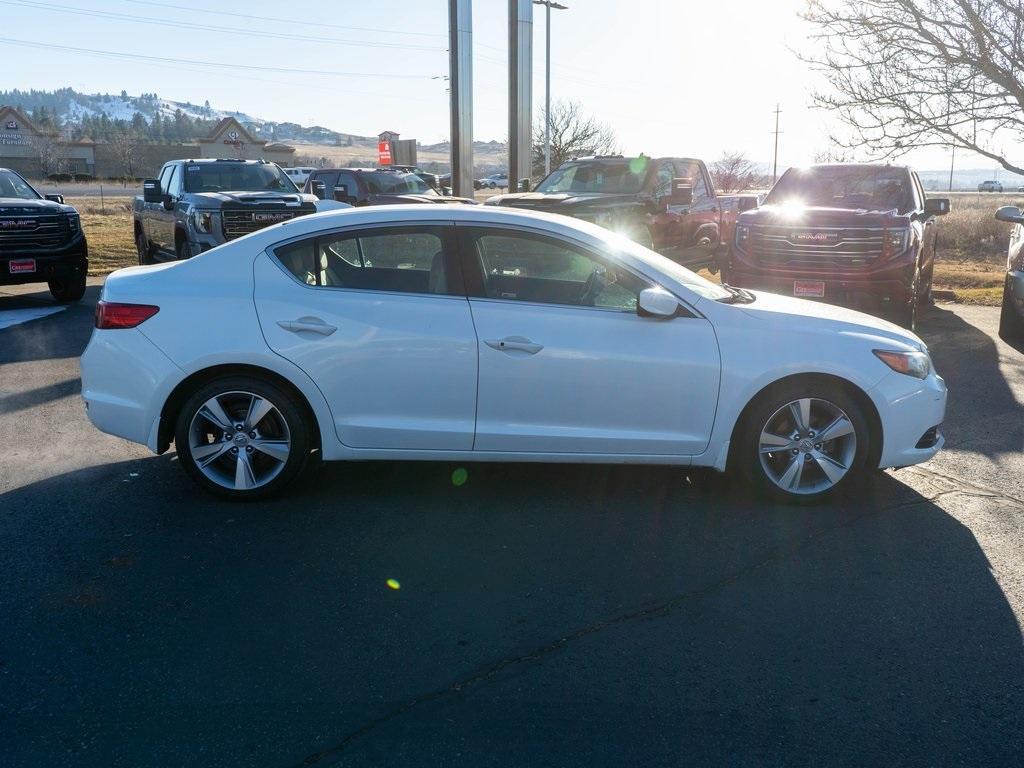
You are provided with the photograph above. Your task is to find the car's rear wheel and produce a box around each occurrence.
[736,380,870,503]
[999,276,1024,339]
[48,273,86,303]
[175,376,311,500]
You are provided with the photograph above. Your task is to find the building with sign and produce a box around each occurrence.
[0,107,296,179]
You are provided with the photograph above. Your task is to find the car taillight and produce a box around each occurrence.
[94,301,159,329]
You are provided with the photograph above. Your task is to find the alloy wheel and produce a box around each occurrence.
[187,391,291,491]
[758,397,857,495]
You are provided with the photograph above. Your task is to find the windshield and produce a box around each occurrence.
[535,159,649,194]
[362,172,436,196]
[766,166,913,212]
[184,163,297,193]
[0,169,41,200]
[602,230,732,301]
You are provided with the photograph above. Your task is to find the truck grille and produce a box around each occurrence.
[221,208,312,240]
[746,225,885,269]
[0,213,68,250]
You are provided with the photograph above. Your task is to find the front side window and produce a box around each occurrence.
[273,226,455,296]
[675,160,710,203]
[469,230,648,310]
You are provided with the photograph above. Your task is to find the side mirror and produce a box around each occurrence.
[162,194,174,211]
[995,205,1024,224]
[661,177,693,211]
[142,179,162,204]
[737,195,759,213]
[333,185,350,203]
[925,198,951,216]
[637,287,679,318]
[518,177,531,192]
[311,179,327,200]
[44,193,64,204]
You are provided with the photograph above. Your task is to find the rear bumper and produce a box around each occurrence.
[869,369,948,469]
[0,234,88,286]
[81,327,183,451]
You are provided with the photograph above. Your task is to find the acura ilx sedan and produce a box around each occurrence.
[81,205,947,502]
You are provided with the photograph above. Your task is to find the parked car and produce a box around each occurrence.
[133,159,317,264]
[979,180,1004,192]
[994,205,1024,340]
[81,205,946,503]
[726,163,950,330]
[0,167,87,302]
[478,173,509,190]
[387,164,442,191]
[283,166,316,187]
[488,155,745,270]
[303,168,476,206]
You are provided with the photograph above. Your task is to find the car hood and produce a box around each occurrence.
[0,197,76,214]
[739,204,912,228]
[184,190,317,206]
[489,191,642,210]
[737,289,924,351]
[370,194,478,205]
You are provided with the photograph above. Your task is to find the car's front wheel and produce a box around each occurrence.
[736,380,870,502]
[175,376,312,500]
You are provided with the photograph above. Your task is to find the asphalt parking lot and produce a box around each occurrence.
[2,279,1023,767]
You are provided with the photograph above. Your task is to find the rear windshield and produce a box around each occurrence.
[184,163,297,193]
[766,166,913,213]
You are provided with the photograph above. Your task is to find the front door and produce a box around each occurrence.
[459,226,721,455]
[253,223,478,450]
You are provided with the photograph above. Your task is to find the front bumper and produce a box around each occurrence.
[870,368,948,469]
[0,234,88,286]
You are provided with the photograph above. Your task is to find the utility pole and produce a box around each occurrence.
[534,1,568,177]
[771,104,782,183]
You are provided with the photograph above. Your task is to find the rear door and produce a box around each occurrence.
[253,222,479,450]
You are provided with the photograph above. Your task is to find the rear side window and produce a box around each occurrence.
[273,226,459,296]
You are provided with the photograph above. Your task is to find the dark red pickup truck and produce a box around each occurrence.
[724,163,950,329]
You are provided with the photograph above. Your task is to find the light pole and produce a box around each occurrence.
[534,0,567,177]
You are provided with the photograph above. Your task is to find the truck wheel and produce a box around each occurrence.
[734,379,870,503]
[136,229,153,265]
[891,271,920,330]
[49,273,87,303]
[175,239,193,261]
[175,376,312,500]
[999,277,1024,339]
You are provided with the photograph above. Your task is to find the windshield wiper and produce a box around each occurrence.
[717,283,756,304]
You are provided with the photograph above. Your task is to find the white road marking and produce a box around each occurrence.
[0,306,66,331]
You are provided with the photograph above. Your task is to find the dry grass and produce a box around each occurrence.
[76,196,136,276]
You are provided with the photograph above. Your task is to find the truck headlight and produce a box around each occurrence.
[882,228,909,257]
[736,224,750,250]
[66,213,80,232]
[873,349,930,379]
[191,210,214,233]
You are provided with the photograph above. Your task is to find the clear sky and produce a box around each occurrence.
[0,0,1000,173]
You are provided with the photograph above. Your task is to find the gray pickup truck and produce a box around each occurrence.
[133,158,318,263]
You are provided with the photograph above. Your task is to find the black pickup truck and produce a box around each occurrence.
[133,159,318,263]
[0,168,87,302]
[485,155,743,269]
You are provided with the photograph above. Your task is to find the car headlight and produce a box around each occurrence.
[191,210,215,233]
[873,349,931,379]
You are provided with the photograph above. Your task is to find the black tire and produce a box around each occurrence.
[891,270,920,330]
[734,378,872,503]
[174,376,312,500]
[136,229,153,265]
[917,266,934,307]
[175,238,191,261]
[998,276,1024,339]
[48,272,87,303]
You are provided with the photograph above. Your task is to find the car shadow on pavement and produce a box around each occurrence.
[919,303,1023,459]
[2,454,1022,767]
[0,285,100,365]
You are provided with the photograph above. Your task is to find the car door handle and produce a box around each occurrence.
[277,318,337,336]
[485,336,543,354]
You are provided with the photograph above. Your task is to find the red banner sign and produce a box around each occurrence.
[378,139,392,165]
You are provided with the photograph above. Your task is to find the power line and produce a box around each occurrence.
[0,37,439,79]
[2,0,446,52]
[118,0,447,38]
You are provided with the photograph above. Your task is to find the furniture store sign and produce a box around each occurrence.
[1,121,33,146]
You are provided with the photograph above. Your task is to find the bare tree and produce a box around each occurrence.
[532,100,618,177]
[29,133,67,178]
[802,1,1024,174]
[711,151,766,191]
[108,128,138,179]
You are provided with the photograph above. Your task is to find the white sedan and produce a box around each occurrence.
[81,205,947,501]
